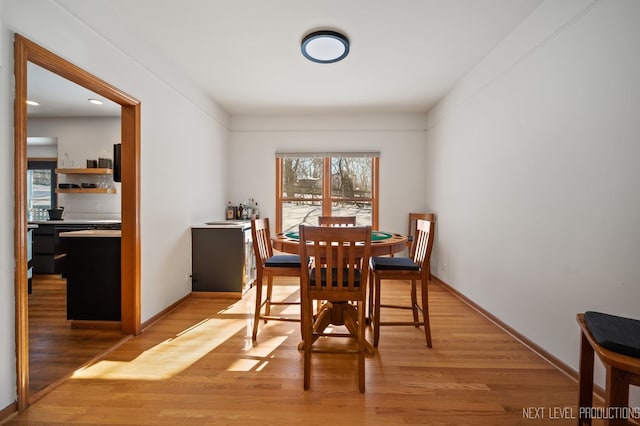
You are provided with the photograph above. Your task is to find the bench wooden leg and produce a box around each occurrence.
[604,366,630,426]
[578,329,594,426]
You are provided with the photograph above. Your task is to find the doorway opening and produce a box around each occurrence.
[14,34,141,411]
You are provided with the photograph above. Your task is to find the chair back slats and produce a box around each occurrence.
[318,216,357,226]
[251,218,273,264]
[412,225,426,262]
[299,225,371,294]
[412,219,432,267]
[408,213,435,254]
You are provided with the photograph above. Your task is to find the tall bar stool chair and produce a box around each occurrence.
[318,216,357,226]
[251,218,301,341]
[299,224,372,392]
[577,311,640,426]
[369,218,435,348]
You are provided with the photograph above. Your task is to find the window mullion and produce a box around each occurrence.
[322,157,331,217]
[372,156,379,229]
[275,157,283,233]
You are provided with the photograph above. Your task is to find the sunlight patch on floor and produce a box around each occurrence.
[71,282,302,381]
[228,334,291,371]
[71,315,249,380]
[226,358,262,371]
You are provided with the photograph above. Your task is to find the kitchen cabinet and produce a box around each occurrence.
[60,230,121,321]
[32,224,63,274]
[31,221,121,274]
[27,224,36,293]
[191,223,256,296]
[55,168,116,194]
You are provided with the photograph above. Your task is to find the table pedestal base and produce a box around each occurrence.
[298,301,375,356]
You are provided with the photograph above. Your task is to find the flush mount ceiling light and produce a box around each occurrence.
[301,30,349,64]
[88,98,104,105]
[26,100,40,106]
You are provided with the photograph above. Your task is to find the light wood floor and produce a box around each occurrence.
[28,275,126,396]
[7,278,591,425]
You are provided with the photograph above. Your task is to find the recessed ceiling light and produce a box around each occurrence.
[301,30,350,64]
[88,98,104,105]
[26,100,40,106]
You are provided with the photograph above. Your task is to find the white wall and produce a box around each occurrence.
[229,113,429,235]
[27,138,57,158]
[426,0,640,401]
[29,117,122,217]
[0,0,15,414]
[0,0,230,410]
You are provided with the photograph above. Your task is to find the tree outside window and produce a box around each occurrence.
[276,153,379,233]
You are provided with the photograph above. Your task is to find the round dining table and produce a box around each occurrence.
[272,229,408,355]
[272,230,408,257]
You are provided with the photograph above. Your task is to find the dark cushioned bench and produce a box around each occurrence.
[584,311,640,359]
[577,311,640,425]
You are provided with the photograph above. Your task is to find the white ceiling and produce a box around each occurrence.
[27,62,121,117]
[32,0,543,117]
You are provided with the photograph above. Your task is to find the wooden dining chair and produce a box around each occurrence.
[298,224,372,392]
[369,218,435,348]
[251,218,301,341]
[318,215,357,226]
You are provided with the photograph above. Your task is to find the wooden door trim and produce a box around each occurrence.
[13,34,141,411]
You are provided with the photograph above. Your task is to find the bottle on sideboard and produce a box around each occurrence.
[226,201,235,220]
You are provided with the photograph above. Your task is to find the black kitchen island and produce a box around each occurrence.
[29,219,121,275]
[59,229,121,322]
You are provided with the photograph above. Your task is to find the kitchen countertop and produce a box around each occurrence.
[28,219,121,225]
[59,230,122,238]
[192,220,251,229]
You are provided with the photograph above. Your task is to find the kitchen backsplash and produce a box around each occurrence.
[28,116,122,217]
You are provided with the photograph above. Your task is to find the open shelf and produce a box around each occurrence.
[56,188,117,194]
[56,168,113,175]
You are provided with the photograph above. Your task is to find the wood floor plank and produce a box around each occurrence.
[7,278,596,425]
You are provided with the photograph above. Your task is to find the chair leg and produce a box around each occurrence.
[366,273,372,322]
[604,366,630,426]
[578,330,594,426]
[252,271,264,341]
[373,276,382,348]
[265,276,274,317]
[421,279,432,348]
[303,297,313,390]
[357,299,366,393]
[410,279,419,326]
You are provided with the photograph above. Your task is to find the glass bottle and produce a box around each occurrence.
[226,201,235,220]
[61,152,70,168]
